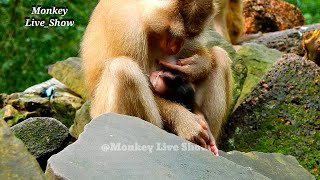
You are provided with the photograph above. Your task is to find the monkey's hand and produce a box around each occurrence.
[159,54,212,82]
[194,115,219,156]
[155,96,218,155]
[174,111,219,156]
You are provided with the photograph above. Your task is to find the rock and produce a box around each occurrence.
[245,24,320,57]
[24,78,69,94]
[0,92,84,127]
[46,113,268,179]
[220,151,315,180]
[302,30,320,66]
[48,57,87,99]
[243,0,304,34]
[69,101,91,139]
[51,92,84,127]
[0,119,45,179]
[0,93,7,109]
[221,54,320,177]
[202,30,237,59]
[234,43,283,108]
[0,104,19,120]
[230,57,248,110]
[11,117,69,158]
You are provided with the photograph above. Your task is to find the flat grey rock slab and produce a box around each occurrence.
[220,151,315,180]
[46,113,268,180]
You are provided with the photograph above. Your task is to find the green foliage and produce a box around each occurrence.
[0,0,97,93]
[284,0,320,24]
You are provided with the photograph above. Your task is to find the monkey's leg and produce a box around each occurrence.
[90,57,163,128]
[227,0,245,44]
[195,47,232,140]
[213,0,231,43]
[155,96,212,149]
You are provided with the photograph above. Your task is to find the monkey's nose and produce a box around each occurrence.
[168,39,184,55]
[170,45,180,55]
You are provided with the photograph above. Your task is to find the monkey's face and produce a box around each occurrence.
[150,70,185,94]
[150,71,167,95]
[146,0,213,55]
[145,1,186,55]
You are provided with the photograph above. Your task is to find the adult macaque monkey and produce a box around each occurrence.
[81,0,232,155]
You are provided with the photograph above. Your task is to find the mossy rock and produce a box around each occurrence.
[48,57,87,99]
[234,43,283,108]
[11,117,69,158]
[221,54,320,177]
[0,120,45,179]
[0,92,83,127]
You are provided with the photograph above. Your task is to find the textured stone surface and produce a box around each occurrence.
[243,0,304,34]
[0,119,45,179]
[0,92,83,127]
[46,113,268,179]
[221,54,320,177]
[220,151,315,180]
[245,24,320,57]
[69,101,91,139]
[234,43,283,108]
[24,78,68,94]
[11,117,69,158]
[48,57,87,99]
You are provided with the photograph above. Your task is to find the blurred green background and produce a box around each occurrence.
[0,0,319,94]
[286,0,320,24]
[0,0,97,93]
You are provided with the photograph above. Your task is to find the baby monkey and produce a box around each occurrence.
[150,60,218,155]
[150,70,195,111]
[150,56,195,111]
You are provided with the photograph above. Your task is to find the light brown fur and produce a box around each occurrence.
[214,0,244,44]
[81,0,232,151]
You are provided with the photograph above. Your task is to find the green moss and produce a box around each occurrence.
[6,113,26,126]
[234,44,283,108]
[230,102,320,176]
[12,117,69,158]
[51,101,76,127]
[223,55,320,177]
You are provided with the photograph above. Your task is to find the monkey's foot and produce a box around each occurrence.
[208,142,219,156]
[195,115,219,156]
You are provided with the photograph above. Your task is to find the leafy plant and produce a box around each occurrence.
[285,0,320,24]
